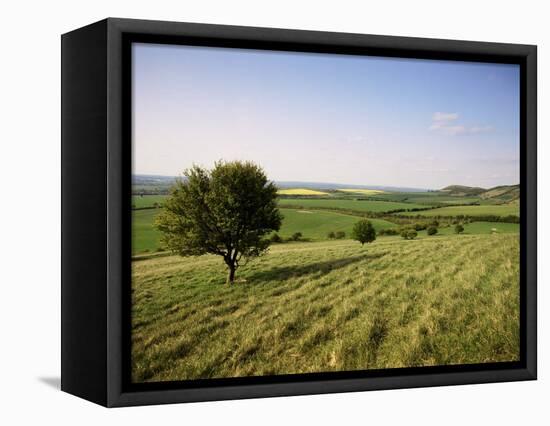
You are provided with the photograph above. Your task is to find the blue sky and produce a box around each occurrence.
[132,43,519,189]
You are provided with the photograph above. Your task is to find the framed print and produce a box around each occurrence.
[61,18,537,407]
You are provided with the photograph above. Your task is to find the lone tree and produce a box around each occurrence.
[155,161,282,284]
[351,220,376,246]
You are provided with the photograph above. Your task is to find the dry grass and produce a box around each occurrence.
[131,234,519,382]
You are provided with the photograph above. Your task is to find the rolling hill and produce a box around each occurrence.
[480,185,520,203]
[440,185,486,196]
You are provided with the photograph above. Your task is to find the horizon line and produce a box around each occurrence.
[132,173,519,191]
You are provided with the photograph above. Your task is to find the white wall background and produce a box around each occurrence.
[0,0,546,424]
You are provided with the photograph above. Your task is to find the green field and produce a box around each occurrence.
[131,234,519,382]
[367,192,480,204]
[132,205,520,254]
[277,209,396,240]
[408,204,519,217]
[279,198,426,213]
[416,221,519,237]
[132,207,397,253]
[132,195,168,209]
[132,209,162,253]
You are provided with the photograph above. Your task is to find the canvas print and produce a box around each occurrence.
[131,43,520,383]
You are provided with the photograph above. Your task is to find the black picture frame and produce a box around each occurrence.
[61,17,537,407]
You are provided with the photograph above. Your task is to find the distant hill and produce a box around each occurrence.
[440,184,520,203]
[440,185,486,196]
[274,181,428,193]
[133,175,430,193]
[480,184,520,203]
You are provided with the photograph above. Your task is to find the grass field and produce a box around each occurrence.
[277,188,330,196]
[277,209,396,240]
[131,234,519,382]
[132,207,398,253]
[408,204,519,217]
[133,209,162,253]
[279,198,426,213]
[132,205,520,254]
[132,195,168,209]
[417,222,519,237]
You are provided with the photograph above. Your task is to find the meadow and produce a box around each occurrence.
[131,233,520,382]
[275,209,395,240]
[132,195,167,209]
[133,207,398,253]
[133,209,161,254]
[409,204,520,217]
[131,190,520,254]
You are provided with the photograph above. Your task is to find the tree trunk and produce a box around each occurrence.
[226,264,236,284]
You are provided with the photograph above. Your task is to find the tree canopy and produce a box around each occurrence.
[155,161,282,283]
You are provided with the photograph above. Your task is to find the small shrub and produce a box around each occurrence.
[290,232,303,241]
[335,231,346,239]
[427,226,438,236]
[270,233,283,243]
[413,223,426,231]
[454,224,465,234]
[400,228,418,240]
[407,229,418,239]
[327,231,336,239]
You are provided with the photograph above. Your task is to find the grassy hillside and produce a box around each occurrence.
[440,185,486,196]
[131,234,519,382]
[480,185,520,203]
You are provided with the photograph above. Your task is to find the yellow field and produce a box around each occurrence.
[277,188,330,196]
[337,189,386,195]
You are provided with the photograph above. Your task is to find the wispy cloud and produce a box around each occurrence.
[429,112,493,136]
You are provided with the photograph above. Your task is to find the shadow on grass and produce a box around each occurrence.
[247,252,386,284]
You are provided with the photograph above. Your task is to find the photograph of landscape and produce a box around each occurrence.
[130,42,520,383]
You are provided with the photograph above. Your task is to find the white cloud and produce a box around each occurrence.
[429,112,493,136]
